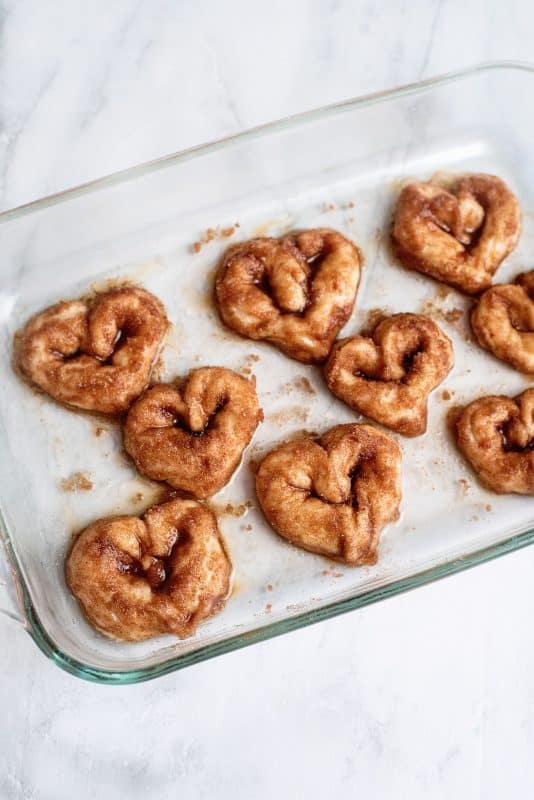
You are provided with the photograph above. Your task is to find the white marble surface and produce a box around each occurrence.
[2,1,534,797]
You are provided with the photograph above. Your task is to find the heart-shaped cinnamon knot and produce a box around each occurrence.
[255,423,402,566]
[323,313,454,436]
[455,388,534,495]
[392,174,521,294]
[123,367,263,499]
[471,270,534,374]
[66,497,232,641]
[214,228,361,363]
[17,286,168,414]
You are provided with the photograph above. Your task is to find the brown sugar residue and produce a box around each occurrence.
[267,583,273,591]
[210,500,253,518]
[294,376,315,395]
[94,426,107,438]
[267,406,310,426]
[239,353,260,377]
[243,523,253,531]
[192,223,240,253]
[485,504,493,512]
[59,472,93,492]
[441,389,453,401]
[345,200,355,209]
[323,202,337,212]
[457,478,470,497]
[265,603,272,613]
[322,569,344,578]
[421,296,466,333]
[281,375,316,396]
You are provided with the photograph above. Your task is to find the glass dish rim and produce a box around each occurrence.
[1,60,533,684]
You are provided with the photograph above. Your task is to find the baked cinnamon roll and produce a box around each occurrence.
[123,367,263,498]
[324,313,453,436]
[471,270,534,373]
[66,497,232,641]
[255,423,402,565]
[392,174,521,294]
[215,229,361,363]
[455,389,534,494]
[17,286,167,414]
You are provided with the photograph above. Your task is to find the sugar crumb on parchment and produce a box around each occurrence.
[192,223,240,253]
[457,478,470,497]
[59,472,93,492]
[267,406,310,426]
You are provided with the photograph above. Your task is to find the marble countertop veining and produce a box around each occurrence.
[2,1,534,798]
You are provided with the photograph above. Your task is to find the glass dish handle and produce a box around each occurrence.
[0,541,24,626]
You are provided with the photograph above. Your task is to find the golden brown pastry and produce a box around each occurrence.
[471,270,534,373]
[392,174,521,294]
[455,389,534,495]
[123,367,262,498]
[214,229,361,363]
[66,497,232,641]
[17,286,167,414]
[255,423,402,565]
[324,313,453,436]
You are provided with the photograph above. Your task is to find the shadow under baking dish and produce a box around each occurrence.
[0,61,533,683]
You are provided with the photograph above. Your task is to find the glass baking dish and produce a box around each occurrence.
[1,61,533,684]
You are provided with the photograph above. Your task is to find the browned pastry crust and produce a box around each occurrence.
[392,174,521,294]
[123,367,263,499]
[470,270,534,373]
[66,497,232,641]
[255,423,402,565]
[17,286,168,414]
[455,389,534,495]
[214,229,361,363]
[323,313,454,436]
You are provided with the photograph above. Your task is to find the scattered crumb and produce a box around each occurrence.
[244,523,253,531]
[323,202,336,212]
[265,603,272,613]
[346,200,355,209]
[441,390,452,401]
[436,284,453,301]
[485,504,492,512]
[130,492,144,504]
[457,478,470,497]
[293,376,315,395]
[281,375,316,396]
[444,308,463,323]
[94,426,106,438]
[211,500,254,518]
[322,569,343,578]
[59,472,93,492]
[267,406,310,426]
[239,353,260,377]
[470,514,480,522]
[267,583,273,591]
[192,223,239,252]
[421,295,467,333]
